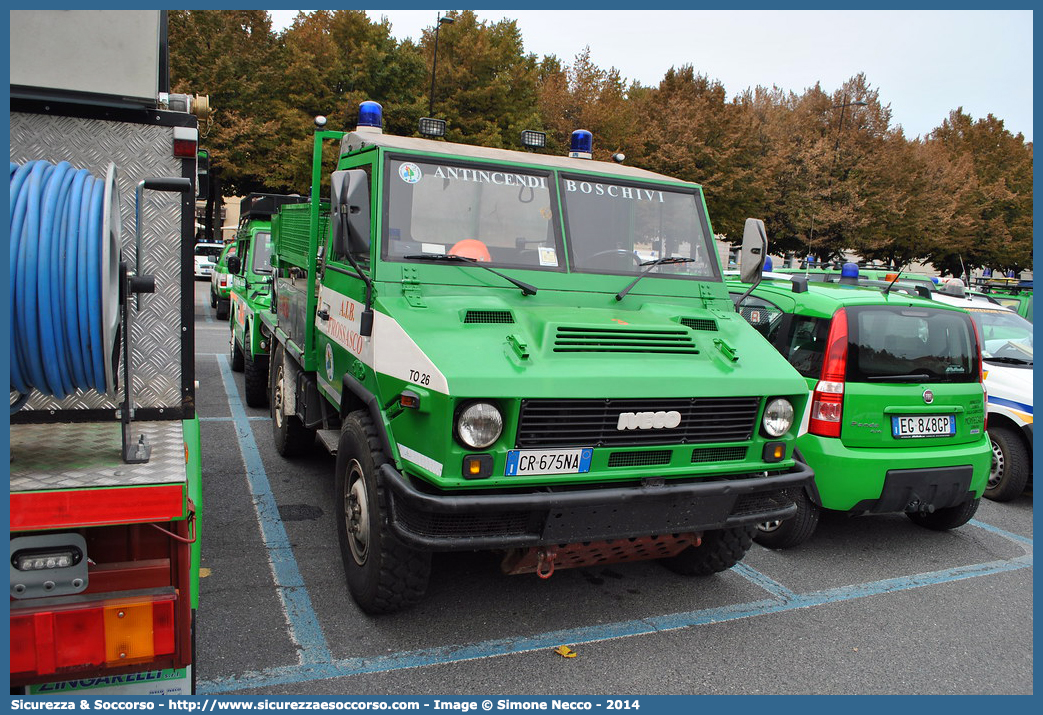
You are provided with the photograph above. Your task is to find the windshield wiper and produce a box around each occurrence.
[404,253,537,296]
[866,373,932,382]
[985,356,1033,365]
[615,256,695,301]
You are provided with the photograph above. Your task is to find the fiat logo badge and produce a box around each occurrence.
[923,389,935,404]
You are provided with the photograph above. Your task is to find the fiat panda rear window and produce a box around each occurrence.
[846,306,979,383]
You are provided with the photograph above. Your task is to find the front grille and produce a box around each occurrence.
[554,327,698,354]
[517,397,760,448]
[464,310,514,324]
[680,317,718,332]
[691,446,748,463]
[607,450,672,468]
[392,499,531,539]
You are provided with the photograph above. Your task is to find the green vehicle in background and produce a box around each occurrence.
[730,264,992,548]
[971,277,1033,322]
[258,102,816,614]
[210,242,236,320]
[228,193,307,407]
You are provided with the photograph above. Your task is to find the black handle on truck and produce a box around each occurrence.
[143,177,192,193]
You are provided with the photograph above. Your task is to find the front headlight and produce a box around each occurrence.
[762,398,794,437]
[456,401,504,449]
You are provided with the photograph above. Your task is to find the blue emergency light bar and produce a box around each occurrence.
[358,101,383,129]
[569,130,593,159]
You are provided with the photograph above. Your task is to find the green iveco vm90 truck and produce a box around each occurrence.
[228,193,307,406]
[258,102,814,613]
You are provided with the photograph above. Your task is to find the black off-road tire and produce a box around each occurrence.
[210,288,217,309]
[985,425,1030,502]
[229,332,244,372]
[907,497,981,531]
[243,346,269,408]
[215,299,230,321]
[754,490,820,549]
[270,343,314,457]
[660,525,756,576]
[336,411,431,614]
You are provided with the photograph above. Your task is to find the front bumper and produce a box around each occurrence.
[379,461,814,551]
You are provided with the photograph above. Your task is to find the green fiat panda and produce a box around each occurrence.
[729,265,992,548]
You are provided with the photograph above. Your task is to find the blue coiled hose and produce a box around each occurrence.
[10,159,111,411]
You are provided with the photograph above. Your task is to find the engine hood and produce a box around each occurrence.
[373,290,808,400]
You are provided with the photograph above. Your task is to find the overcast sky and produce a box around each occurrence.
[267,9,1033,143]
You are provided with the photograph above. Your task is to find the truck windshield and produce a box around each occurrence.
[252,231,273,274]
[560,175,720,280]
[385,158,562,270]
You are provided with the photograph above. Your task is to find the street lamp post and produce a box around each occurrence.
[428,13,455,116]
[830,95,868,174]
[807,95,868,262]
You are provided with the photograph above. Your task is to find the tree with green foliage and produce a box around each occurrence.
[168,10,285,196]
[630,66,762,241]
[537,48,637,159]
[420,11,542,150]
[167,12,1032,275]
[926,109,1033,274]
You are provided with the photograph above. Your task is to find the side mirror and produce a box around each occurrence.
[331,169,371,257]
[739,218,767,284]
[196,149,210,201]
[227,255,241,275]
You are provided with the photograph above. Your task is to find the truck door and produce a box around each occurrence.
[315,158,376,401]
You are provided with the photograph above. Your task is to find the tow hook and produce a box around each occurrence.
[907,500,935,515]
[536,548,557,579]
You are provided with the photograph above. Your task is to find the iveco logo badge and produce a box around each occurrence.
[923,389,935,404]
[617,411,682,431]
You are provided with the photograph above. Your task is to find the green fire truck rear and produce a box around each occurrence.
[10,11,204,695]
[260,103,814,614]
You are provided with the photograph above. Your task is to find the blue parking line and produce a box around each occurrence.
[200,416,268,422]
[199,529,1031,694]
[217,353,333,665]
[969,519,1033,547]
[731,561,796,601]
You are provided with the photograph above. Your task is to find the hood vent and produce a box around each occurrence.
[554,327,698,354]
[680,317,718,332]
[464,310,514,324]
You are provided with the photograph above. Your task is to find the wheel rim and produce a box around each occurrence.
[988,437,1005,490]
[273,365,285,429]
[758,520,782,533]
[345,461,370,566]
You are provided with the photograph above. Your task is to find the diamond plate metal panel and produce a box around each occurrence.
[10,421,188,491]
[11,112,185,412]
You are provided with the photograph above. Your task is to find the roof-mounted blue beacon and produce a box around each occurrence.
[839,261,860,285]
[569,129,593,159]
[357,101,383,134]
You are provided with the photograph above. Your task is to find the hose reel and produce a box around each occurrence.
[10,159,191,462]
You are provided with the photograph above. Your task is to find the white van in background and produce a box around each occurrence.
[933,280,1033,501]
[194,241,224,279]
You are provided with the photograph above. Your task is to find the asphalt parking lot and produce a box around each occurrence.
[190,282,1033,696]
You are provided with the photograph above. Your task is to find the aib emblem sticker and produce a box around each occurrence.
[325,342,335,384]
[398,162,422,184]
